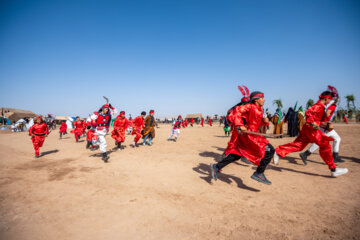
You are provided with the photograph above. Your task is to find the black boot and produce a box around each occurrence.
[60,133,62,139]
[86,141,91,149]
[117,142,122,150]
[333,152,344,163]
[102,152,109,163]
[299,150,311,165]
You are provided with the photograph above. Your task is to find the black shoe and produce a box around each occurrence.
[333,152,344,163]
[251,172,272,185]
[35,155,40,158]
[299,150,311,165]
[102,153,109,163]
[210,164,219,181]
[86,141,91,149]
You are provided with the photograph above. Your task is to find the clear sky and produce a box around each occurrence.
[0,0,359,118]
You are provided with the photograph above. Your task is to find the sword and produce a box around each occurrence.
[103,96,109,104]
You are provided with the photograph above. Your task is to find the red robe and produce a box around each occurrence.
[82,121,87,134]
[275,101,336,169]
[72,120,84,141]
[190,118,194,125]
[29,122,49,156]
[208,118,213,126]
[200,119,204,127]
[111,116,132,142]
[224,103,269,166]
[132,116,145,144]
[59,122,67,134]
[226,107,240,152]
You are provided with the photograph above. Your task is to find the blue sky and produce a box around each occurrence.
[0,0,359,117]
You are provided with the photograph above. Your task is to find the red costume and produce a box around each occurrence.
[86,120,97,147]
[132,116,145,145]
[200,118,204,127]
[224,103,269,166]
[82,121,87,135]
[29,121,49,157]
[111,114,132,143]
[190,118,194,126]
[208,118,213,126]
[344,116,348,124]
[184,119,189,127]
[59,122,67,134]
[225,85,251,156]
[72,120,84,141]
[275,100,336,169]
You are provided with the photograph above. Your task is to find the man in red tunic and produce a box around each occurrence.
[29,116,49,158]
[274,91,348,177]
[225,93,251,156]
[131,111,146,147]
[72,116,84,142]
[59,120,67,139]
[111,111,132,150]
[210,91,274,185]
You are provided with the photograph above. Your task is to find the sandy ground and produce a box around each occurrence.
[0,123,359,240]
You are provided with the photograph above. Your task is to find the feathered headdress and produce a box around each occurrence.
[328,85,338,98]
[238,85,250,102]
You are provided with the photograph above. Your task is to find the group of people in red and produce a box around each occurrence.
[210,85,348,185]
[28,85,349,181]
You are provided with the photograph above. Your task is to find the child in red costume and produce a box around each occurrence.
[274,91,348,177]
[29,116,49,158]
[208,118,213,126]
[82,121,87,137]
[71,116,84,142]
[85,119,97,150]
[59,121,67,139]
[200,118,204,127]
[184,119,189,127]
[190,118,194,127]
[211,91,274,185]
[111,111,132,150]
[131,111,146,147]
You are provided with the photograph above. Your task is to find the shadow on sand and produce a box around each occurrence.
[193,163,260,192]
[40,149,59,157]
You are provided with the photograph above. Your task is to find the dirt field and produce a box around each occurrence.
[0,123,359,240]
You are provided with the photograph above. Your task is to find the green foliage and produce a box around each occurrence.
[345,94,356,111]
[306,99,314,109]
[273,99,283,109]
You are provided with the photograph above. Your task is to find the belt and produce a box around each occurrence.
[34,133,46,136]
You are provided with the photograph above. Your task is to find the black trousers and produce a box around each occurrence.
[216,144,275,174]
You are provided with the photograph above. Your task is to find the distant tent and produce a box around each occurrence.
[2,107,37,123]
[185,114,203,120]
[55,116,70,121]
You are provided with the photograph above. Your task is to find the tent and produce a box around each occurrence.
[185,114,203,120]
[2,107,37,123]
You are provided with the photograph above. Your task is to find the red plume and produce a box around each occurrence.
[237,85,246,97]
[328,85,338,98]
[242,85,250,97]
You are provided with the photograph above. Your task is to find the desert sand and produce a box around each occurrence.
[0,123,359,240]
